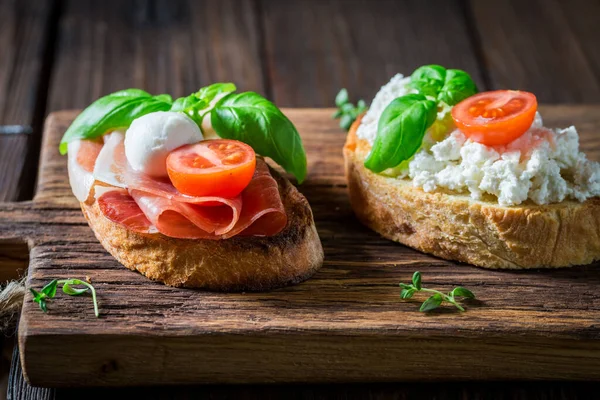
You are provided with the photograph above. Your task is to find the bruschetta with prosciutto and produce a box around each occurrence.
[63,84,323,291]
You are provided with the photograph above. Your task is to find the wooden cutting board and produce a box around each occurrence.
[2,106,600,387]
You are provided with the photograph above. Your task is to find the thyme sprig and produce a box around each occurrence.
[333,88,367,131]
[400,271,475,312]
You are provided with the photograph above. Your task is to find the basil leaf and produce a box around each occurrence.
[437,69,478,106]
[171,83,237,127]
[409,65,447,97]
[420,293,443,312]
[196,82,236,104]
[211,92,307,183]
[170,96,209,125]
[59,89,172,154]
[364,94,437,173]
[400,288,416,299]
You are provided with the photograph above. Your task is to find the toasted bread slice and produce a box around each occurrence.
[344,116,600,269]
[81,169,323,291]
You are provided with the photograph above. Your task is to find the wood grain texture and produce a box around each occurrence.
[0,0,55,125]
[47,0,266,111]
[54,381,600,400]
[0,107,599,387]
[260,0,485,107]
[0,0,57,201]
[7,345,54,400]
[469,0,600,102]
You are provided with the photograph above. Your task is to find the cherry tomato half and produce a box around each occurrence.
[451,90,538,146]
[166,139,256,198]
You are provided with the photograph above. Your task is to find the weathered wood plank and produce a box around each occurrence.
[260,0,485,107]
[468,0,600,102]
[0,0,55,125]
[1,107,599,386]
[0,0,57,201]
[54,381,600,400]
[47,0,265,111]
[7,345,54,400]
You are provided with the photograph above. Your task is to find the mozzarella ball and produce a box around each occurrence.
[124,111,203,177]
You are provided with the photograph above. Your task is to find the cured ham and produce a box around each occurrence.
[223,160,287,238]
[130,190,238,238]
[67,139,103,202]
[97,188,156,234]
[69,132,287,239]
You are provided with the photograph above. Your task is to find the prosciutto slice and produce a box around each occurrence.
[70,131,288,239]
[67,139,103,202]
[121,159,288,239]
[96,188,156,234]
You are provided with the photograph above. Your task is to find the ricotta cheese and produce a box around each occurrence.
[359,74,600,206]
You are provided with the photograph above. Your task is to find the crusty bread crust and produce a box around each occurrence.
[344,116,600,269]
[81,169,324,291]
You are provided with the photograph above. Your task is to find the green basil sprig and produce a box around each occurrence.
[59,89,173,155]
[212,92,307,183]
[364,65,477,173]
[170,83,236,125]
[409,65,447,98]
[59,83,307,183]
[365,94,437,173]
[410,64,478,105]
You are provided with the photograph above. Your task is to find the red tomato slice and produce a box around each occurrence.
[451,90,538,146]
[166,139,256,198]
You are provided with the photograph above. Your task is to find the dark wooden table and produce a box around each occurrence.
[1,0,599,398]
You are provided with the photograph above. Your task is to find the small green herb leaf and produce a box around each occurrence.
[412,271,422,290]
[399,271,476,312]
[59,89,173,154]
[409,65,447,97]
[420,293,443,312]
[170,83,236,126]
[364,94,437,172]
[63,281,89,296]
[437,69,478,106]
[451,287,475,299]
[30,278,99,317]
[211,92,307,183]
[170,96,209,125]
[196,82,237,104]
[336,88,349,107]
[41,279,58,298]
[332,89,367,132]
[340,114,354,131]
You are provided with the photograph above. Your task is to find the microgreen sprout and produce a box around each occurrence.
[30,278,99,317]
[399,271,475,312]
[333,88,367,131]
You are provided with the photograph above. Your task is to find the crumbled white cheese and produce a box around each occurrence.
[359,73,600,206]
[406,117,600,206]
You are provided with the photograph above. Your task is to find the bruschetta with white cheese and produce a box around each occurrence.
[343,66,600,269]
